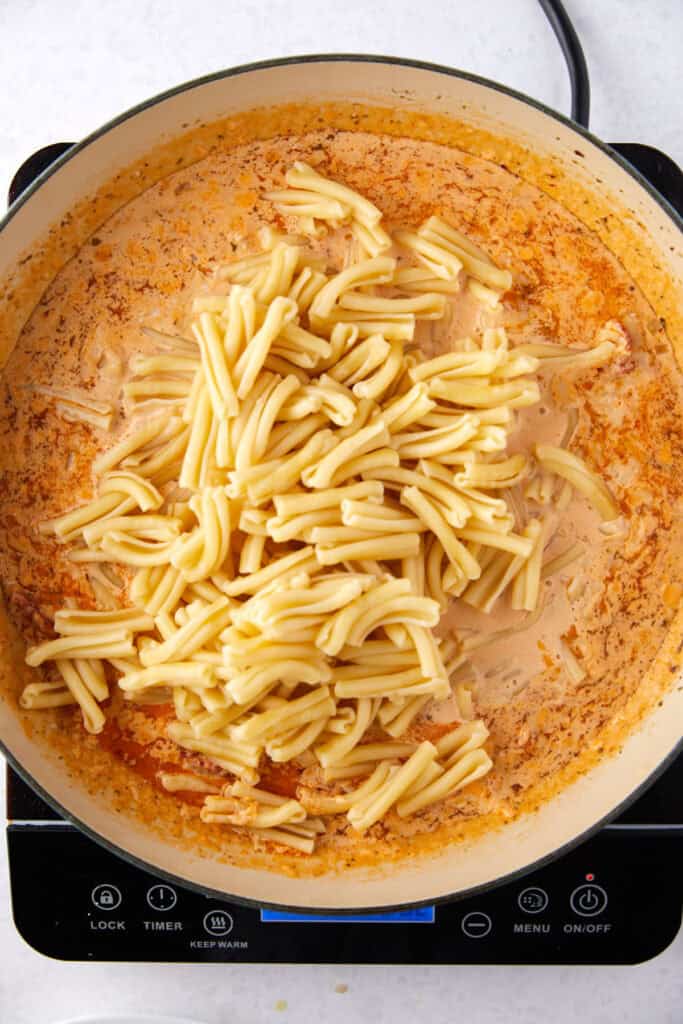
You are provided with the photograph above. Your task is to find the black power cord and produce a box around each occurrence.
[537,0,591,128]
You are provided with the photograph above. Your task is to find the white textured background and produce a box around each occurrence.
[0,1,681,1022]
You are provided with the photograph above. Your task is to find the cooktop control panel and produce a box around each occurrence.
[7,769,682,965]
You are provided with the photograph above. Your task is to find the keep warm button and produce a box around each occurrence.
[570,884,608,917]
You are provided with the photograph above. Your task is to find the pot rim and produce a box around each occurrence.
[2,53,682,235]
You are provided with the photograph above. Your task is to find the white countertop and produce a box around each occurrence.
[0,1,681,1021]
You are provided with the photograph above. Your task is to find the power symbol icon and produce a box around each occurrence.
[570,884,608,917]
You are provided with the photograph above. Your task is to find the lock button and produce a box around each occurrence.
[91,884,122,911]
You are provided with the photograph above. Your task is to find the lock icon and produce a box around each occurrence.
[91,884,122,911]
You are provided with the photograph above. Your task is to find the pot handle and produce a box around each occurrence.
[8,141,75,207]
[538,0,590,128]
[609,143,683,218]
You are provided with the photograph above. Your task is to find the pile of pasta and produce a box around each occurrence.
[22,162,621,854]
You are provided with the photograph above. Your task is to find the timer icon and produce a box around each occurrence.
[146,884,178,912]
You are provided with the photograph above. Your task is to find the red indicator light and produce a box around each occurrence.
[585,873,595,881]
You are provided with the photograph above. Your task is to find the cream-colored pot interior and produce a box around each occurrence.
[1,58,681,910]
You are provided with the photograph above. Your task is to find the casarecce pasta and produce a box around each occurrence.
[23,165,621,851]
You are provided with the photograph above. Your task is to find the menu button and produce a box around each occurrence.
[518,887,549,915]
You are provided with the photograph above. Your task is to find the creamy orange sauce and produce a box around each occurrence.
[1,125,682,872]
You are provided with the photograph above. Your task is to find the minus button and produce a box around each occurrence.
[461,911,493,938]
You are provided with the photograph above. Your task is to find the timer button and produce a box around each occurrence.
[570,884,608,917]
[146,884,178,912]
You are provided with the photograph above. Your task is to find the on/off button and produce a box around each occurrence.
[570,884,608,917]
